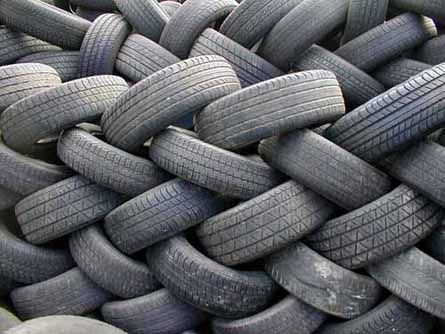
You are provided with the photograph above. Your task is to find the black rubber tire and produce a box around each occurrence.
[196,70,345,150]
[196,180,335,266]
[390,0,445,21]
[335,13,437,72]
[75,6,106,22]
[4,316,125,334]
[15,175,125,245]
[414,35,445,65]
[0,187,23,211]
[0,63,61,112]
[258,0,349,70]
[15,51,80,82]
[0,274,19,296]
[78,14,131,77]
[160,1,182,16]
[69,225,159,298]
[150,127,285,200]
[306,184,443,269]
[102,55,240,153]
[189,28,284,88]
[316,295,434,334]
[368,247,445,319]
[0,75,128,154]
[259,129,393,210]
[159,0,238,59]
[11,267,110,320]
[104,178,226,254]
[423,226,445,264]
[114,0,169,42]
[101,289,207,334]
[341,0,389,44]
[211,295,325,334]
[0,223,74,284]
[294,45,385,107]
[265,242,382,319]
[0,307,21,333]
[147,236,277,318]
[115,33,180,83]
[372,57,431,88]
[325,64,445,162]
[0,0,91,50]
[58,128,170,196]
[219,0,304,49]
[70,0,115,11]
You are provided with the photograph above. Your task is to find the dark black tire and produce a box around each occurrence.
[212,295,325,334]
[0,63,61,112]
[15,51,80,82]
[189,28,284,88]
[57,128,170,196]
[11,267,110,320]
[75,7,107,22]
[0,187,23,211]
[159,0,238,59]
[325,64,445,162]
[368,247,445,319]
[414,35,445,65]
[0,274,19,296]
[196,180,335,266]
[104,178,226,254]
[102,56,240,153]
[196,70,345,150]
[390,0,445,21]
[0,223,74,284]
[335,13,437,72]
[0,0,91,50]
[15,175,125,244]
[101,289,207,334]
[259,129,392,210]
[306,184,443,269]
[147,236,277,318]
[265,242,383,319]
[316,295,435,334]
[219,0,304,49]
[150,127,285,199]
[70,0,115,11]
[0,75,128,154]
[115,33,180,83]
[372,57,431,88]
[423,226,445,264]
[160,1,182,16]
[258,0,349,70]
[78,14,131,77]
[0,307,21,333]
[294,45,385,107]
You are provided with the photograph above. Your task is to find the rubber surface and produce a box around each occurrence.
[0,307,21,333]
[160,1,182,17]
[70,0,115,11]
[390,0,445,21]
[372,58,431,87]
[415,35,445,65]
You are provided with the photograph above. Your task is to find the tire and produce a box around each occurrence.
[414,35,445,65]
[78,14,131,77]
[324,64,445,162]
[258,0,349,70]
[160,1,181,16]
[101,289,207,334]
[189,28,284,88]
[258,129,392,210]
[4,316,125,334]
[149,127,285,200]
[196,180,335,266]
[147,236,278,318]
[0,75,128,154]
[294,45,385,107]
[159,0,238,59]
[219,0,304,49]
[16,51,80,82]
[390,0,445,21]
[211,295,325,334]
[71,0,115,11]
[265,242,383,319]
[15,175,125,245]
[0,223,74,284]
[306,184,443,269]
[372,57,431,88]
[115,33,180,83]
[11,268,110,319]
[102,56,240,153]
[0,186,23,211]
[335,13,437,72]
[57,128,170,196]
[0,307,21,333]
[69,225,159,298]
[113,0,169,42]
[0,274,19,296]
[75,6,106,22]
[423,226,445,264]
[104,178,227,254]
[316,295,434,334]
[195,70,345,150]
[368,247,445,319]
[0,0,91,50]
[0,63,61,112]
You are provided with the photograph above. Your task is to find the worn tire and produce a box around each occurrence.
[414,35,445,65]
[70,0,115,11]
[390,0,445,21]
[75,6,106,22]
[0,274,19,296]
[160,1,182,16]
[372,57,431,87]
[0,187,23,211]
